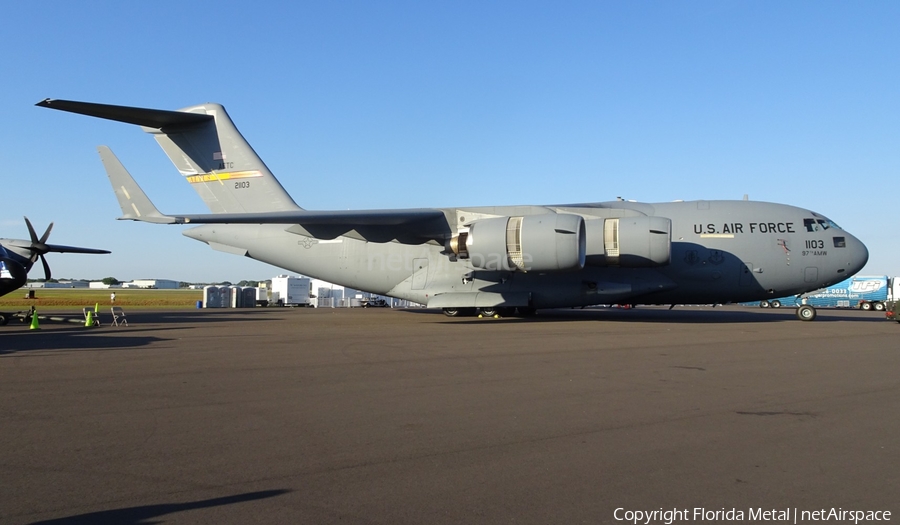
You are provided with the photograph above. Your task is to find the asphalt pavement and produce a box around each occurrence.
[1,306,897,524]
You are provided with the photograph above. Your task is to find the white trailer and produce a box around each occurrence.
[271,275,312,307]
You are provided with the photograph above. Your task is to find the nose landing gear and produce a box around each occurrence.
[796,304,817,321]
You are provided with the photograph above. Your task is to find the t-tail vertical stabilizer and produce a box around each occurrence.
[36,99,301,214]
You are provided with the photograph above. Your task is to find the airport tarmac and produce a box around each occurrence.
[1,306,898,524]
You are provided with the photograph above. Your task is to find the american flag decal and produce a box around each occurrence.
[213,152,226,160]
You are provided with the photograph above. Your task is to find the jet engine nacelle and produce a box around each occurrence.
[451,213,586,272]
[584,216,671,267]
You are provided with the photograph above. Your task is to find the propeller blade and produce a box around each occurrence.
[40,222,53,244]
[24,216,38,243]
[40,254,51,281]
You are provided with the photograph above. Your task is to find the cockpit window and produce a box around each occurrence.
[821,218,841,230]
[804,217,842,232]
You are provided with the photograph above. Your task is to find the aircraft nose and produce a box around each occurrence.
[843,232,869,276]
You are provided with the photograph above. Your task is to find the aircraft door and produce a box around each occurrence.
[804,267,818,283]
[411,258,429,290]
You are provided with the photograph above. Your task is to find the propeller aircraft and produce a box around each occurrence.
[0,217,110,324]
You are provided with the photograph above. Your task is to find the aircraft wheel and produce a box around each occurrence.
[443,307,477,317]
[759,301,770,308]
[796,305,817,322]
[0,314,8,326]
[479,308,498,317]
[861,302,873,311]
[771,300,781,308]
[874,302,886,311]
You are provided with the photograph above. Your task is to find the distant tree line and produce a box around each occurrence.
[26,277,270,287]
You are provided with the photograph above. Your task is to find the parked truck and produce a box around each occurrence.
[754,275,892,311]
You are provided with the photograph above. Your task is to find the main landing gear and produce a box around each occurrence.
[441,307,476,317]
[442,307,536,318]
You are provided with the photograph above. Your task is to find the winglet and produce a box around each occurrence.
[97,146,175,224]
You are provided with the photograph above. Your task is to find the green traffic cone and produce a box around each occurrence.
[29,309,40,330]
[85,309,94,327]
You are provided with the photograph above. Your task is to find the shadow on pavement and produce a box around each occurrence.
[415,307,889,324]
[108,310,292,325]
[0,330,172,354]
[29,489,291,525]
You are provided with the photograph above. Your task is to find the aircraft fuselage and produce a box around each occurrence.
[183,199,867,308]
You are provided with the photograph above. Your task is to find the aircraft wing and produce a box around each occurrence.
[157,208,448,226]
[165,209,450,244]
[98,146,450,241]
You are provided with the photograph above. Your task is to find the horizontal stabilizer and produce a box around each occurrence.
[98,146,175,224]
[36,99,212,130]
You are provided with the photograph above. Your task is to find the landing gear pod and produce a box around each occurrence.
[451,213,586,272]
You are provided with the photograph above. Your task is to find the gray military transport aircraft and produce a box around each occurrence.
[37,99,868,321]
[0,217,109,324]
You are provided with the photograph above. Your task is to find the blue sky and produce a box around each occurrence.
[2,1,898,283]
